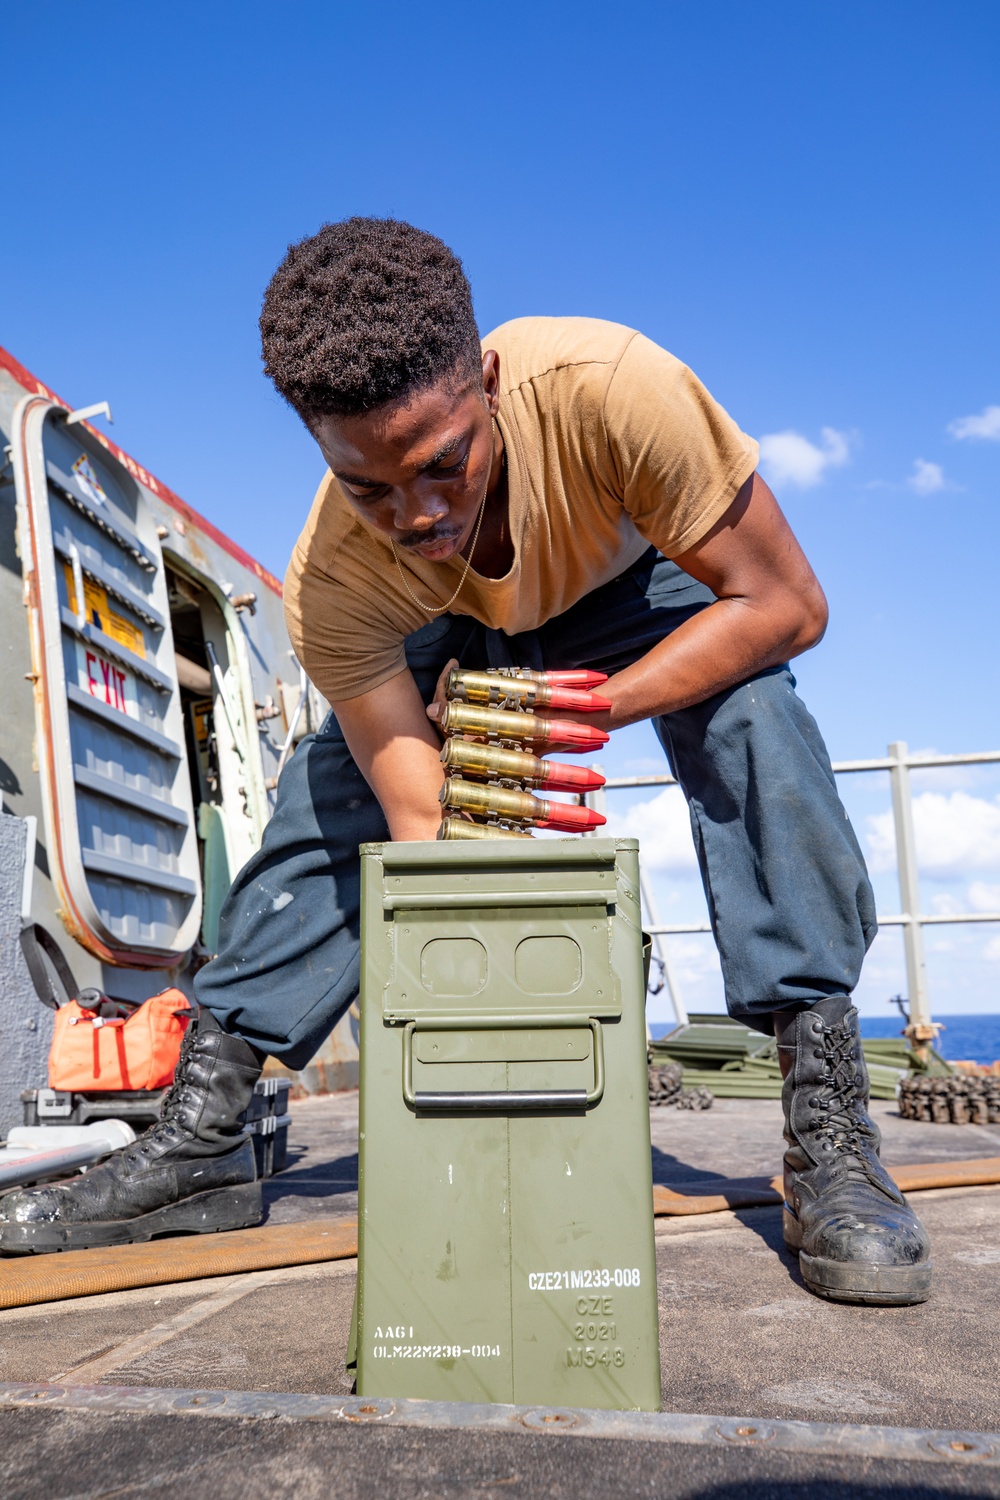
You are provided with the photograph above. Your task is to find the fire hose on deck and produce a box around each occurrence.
[2,1158,999,1311]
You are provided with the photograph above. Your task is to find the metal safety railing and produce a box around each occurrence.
[582,743,1000,1036]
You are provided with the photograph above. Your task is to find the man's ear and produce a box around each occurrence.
[482,349,501,414]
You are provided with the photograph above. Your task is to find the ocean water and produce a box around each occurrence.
[860,1013,1000,1066]
[651,1013,1000,1064]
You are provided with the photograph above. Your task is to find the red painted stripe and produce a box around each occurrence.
[0,343,283,598]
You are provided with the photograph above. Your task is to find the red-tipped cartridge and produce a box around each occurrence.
[440,777,606,833]
[535,802,607,833]
[446,669,610,713]
[536,669,608,688]
[488,668,609,688]
[440,739,606,792]
[544,718,610,750]
[538,761,607,792]
[544,685,612,712]
[439,701,609,750]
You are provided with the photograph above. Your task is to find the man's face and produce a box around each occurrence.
[311,354,500,564]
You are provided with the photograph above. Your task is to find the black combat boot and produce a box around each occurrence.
[776,995,931,1305]
[0,1009,264,1254]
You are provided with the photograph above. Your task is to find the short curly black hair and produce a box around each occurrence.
[260,217,483,422]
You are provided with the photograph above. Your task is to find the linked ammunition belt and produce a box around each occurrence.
[437,667,610,840]
[898,1073,1000,1125]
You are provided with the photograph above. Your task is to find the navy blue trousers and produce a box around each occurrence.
[195,551,876,1069]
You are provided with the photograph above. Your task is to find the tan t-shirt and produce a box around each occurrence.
[284,317,758,702]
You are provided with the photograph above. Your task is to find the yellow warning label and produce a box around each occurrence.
[64,563,146,659]
[191,698,213,745]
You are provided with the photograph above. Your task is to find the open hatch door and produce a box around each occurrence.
[12,394,202,967]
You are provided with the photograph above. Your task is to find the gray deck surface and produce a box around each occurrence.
[2,1093,999,1497]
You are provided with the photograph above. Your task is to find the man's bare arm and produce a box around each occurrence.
[582,471,828,732]
[331,670,445,841]
[336,471,825,838]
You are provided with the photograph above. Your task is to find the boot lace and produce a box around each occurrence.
[811,1022,885,1188]
[123,1019,203,1161]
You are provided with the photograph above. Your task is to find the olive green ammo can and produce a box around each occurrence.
[354,836,661,1411]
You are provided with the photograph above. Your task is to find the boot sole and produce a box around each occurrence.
[784,1205,932,1305]
[0,1182,263,1256]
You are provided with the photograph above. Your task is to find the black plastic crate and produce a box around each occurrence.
[244,1076,291,1122]
[21,1080,292,1178]
[249,1110,292,1177]
[245,1077,292,1177]
[21,1088,165,1129]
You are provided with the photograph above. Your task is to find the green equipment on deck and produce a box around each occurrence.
[649,1012,913,1100]
[354,836,661,1411]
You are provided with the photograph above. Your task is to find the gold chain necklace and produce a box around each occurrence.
[390,417,495,615]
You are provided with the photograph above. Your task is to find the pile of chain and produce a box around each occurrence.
[649,1060,683,1105]
[898,1073,1000,1125]
[648,1059,714,1111]
[676,1084,715,1111]
[436,668,611,838]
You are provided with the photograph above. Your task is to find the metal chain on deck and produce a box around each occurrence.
[647,1060,714,1111]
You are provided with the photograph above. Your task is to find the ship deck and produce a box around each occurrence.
[2,1093,999,1497]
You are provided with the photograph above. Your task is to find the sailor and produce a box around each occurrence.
[0,219,931,1305]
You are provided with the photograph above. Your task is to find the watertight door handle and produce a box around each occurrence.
[401,1015,604,1112]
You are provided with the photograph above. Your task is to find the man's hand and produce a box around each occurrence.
[425,657,460,728]
[596,471,828,730]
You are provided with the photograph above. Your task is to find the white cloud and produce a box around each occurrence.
[866,792,1000,876]
[621,756,669,776]
[948,405,1000,441]
[758,427,850,489]
[908,753,991,792]
[606,788,698,873]
[968,881,1000,912]
[930,892,965,916]
[984,935,1000,963]
[667,935,723,986]
[908,459,946,494]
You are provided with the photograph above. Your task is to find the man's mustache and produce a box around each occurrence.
[396,524,463,550]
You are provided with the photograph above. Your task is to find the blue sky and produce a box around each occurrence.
[5,3,999,1018]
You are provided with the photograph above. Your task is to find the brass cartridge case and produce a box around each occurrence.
[445,669,610,713]
[437,817,531,841]
[439,700,608,751]
[447,669,540,710]
[440,776,543,824]
[441,738,549,786]
[470,667,608,688]
[439,701,546,745]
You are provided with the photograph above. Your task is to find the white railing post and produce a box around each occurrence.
[639,867,687,1027]
[594,747,999,1032]
[887,740,936,1049]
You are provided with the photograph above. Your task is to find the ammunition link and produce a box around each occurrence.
[447,669,540,711]
[898,1072,1000,1125]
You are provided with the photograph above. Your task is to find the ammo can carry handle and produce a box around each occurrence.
[401,1015,605,1112]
